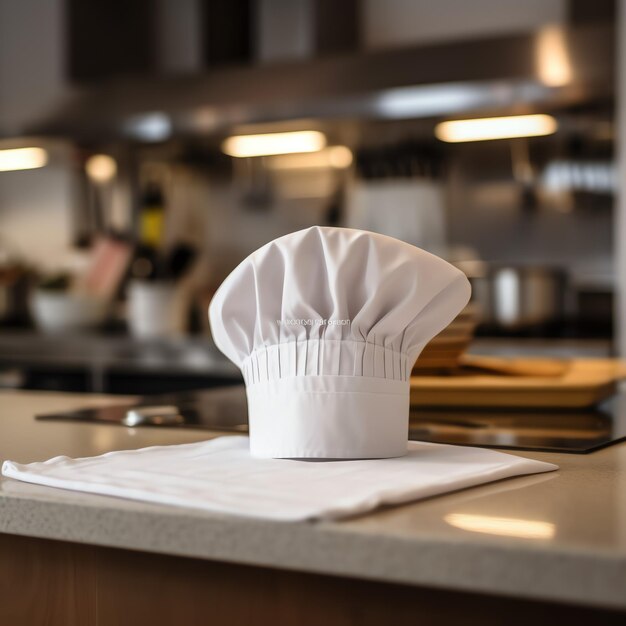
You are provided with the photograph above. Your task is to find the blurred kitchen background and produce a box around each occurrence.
[0,0,623,394]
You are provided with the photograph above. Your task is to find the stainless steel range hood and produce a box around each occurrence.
[31,23,614,142]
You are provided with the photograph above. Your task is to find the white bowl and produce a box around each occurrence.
[127,280,184,338]
[30,290,108,333]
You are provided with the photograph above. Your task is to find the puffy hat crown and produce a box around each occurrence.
[209,226,470,459]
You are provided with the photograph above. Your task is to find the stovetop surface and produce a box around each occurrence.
[37,386,626,454]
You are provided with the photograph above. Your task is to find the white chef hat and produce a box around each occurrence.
[209,226,470,459]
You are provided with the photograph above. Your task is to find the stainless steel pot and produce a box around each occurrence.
[469,265,566,330]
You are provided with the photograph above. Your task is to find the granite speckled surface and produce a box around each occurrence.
[1,391,625,610]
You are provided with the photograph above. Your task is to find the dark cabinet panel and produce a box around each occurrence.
[67,0,157,83]
[201,0,254,67]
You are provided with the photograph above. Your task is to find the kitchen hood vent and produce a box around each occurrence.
[30,23,613,142]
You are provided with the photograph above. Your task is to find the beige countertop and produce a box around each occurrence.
[0,390,625,610]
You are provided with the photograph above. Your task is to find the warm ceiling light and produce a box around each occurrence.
[85,154,117,183]
[327,146,353,168]
[222,131,326,158]
[435,114,558,143]
[445,513,555,540]
[536,26,572,87]
[0,147,48,172]
[267,146,353,170]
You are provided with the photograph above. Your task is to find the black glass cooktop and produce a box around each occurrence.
[37,386,626,454]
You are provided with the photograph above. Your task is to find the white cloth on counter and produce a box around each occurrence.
[209,226,471,459]
[2,436,557,522]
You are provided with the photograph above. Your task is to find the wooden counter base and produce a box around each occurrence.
[0,533,624,626]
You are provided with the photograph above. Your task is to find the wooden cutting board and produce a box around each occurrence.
[410,358,626,408]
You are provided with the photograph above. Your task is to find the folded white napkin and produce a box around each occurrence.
[2,437,557,522]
